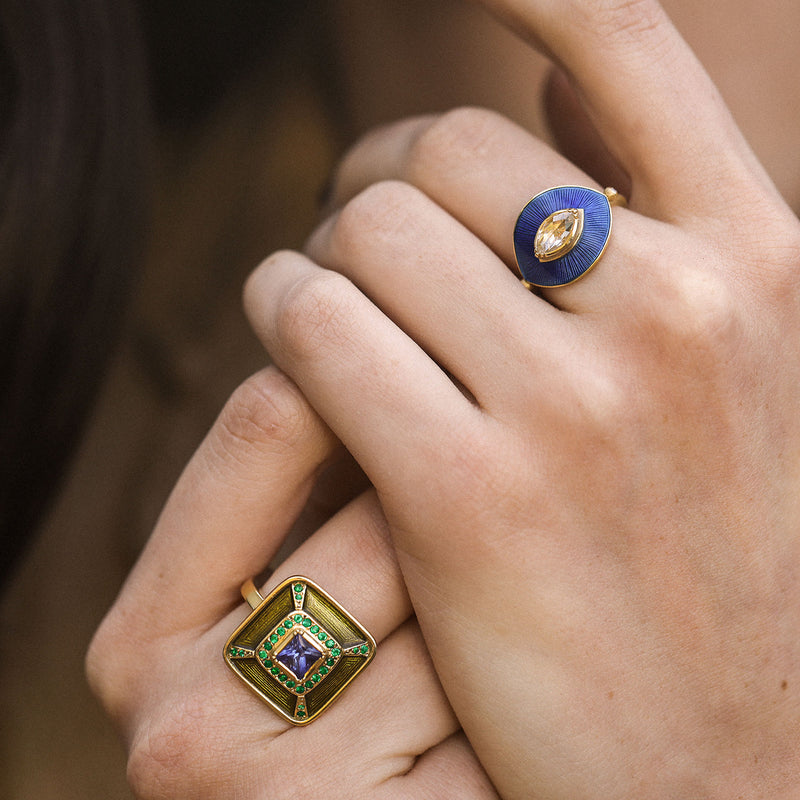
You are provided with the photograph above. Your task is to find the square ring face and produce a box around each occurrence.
[224,576,376,725]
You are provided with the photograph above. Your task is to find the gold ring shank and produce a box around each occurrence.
[241,579,265,609]
[603,186,627,208]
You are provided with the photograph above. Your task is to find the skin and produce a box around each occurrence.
[90,0,800,797]
[87,367,498,799]
[242,0,800,797]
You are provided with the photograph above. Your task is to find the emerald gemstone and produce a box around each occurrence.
[286,680,295,688]
[361,645,369,654]
[293,614,303,622]
[270,634,278,643]
[317,632,327,641]
[312,674,321,683]
[258,650,267,659]
[277,627,286,636]
[304,681,314,689]
[310,625,319,634]
[296,686,305,694]
[326,639,335,647]
[297,711,306,719]
[331,648,341,656]
[263,659,272,668]
[294,583,303,592]
[326,658,335,666]
[278,673,287,682]
[270,667,279,675]
[319,666,328,675]
[302,619,312,628]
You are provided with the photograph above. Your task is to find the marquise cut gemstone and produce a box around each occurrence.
[275,634,323,680]
[534,208,584,262]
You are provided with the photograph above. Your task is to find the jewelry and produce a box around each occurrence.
[513,186,626,288]
[224,576,376,725]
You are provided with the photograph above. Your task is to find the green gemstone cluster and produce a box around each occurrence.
[257,612,345,696]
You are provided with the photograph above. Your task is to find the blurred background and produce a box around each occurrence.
[0,2,549,796]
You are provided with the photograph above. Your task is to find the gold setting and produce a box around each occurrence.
[603,186,627,208]
[224,576,376,725]
[533,207,584,262]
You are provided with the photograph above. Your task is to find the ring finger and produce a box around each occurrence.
[313,108,662,315]
[213,493,481,784]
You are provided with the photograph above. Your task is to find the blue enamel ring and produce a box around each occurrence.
[513,186,626,289]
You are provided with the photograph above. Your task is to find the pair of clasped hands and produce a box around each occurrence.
[89,0,800,797]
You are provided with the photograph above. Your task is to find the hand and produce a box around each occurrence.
[243,1,800,797]
[87,367,497,799]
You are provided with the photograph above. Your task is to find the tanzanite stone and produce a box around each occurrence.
[275,634,323,680]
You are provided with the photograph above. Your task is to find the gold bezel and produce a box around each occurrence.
[533,207,585,262]
[224,576,375,725]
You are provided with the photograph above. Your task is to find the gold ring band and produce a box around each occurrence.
[241,578,264,610]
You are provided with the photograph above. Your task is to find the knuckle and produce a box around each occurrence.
[645,265,745,374]
[670,271,741,353]
[581,0,664,41]
[406,106,509,182]
[330,179,421,259]
[574,363,632,434]
[126,694,218,800]
[211,369,315,460]
[273,268,359,360]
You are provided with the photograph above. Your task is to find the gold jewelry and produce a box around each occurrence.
[514,186,627,288]
[224,576,376,725]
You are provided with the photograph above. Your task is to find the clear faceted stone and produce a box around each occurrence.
[534,208,582,261]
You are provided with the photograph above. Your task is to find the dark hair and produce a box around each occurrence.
[0,0,150,586]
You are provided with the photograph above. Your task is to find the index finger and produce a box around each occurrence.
[105,368,338,635]
[480,0,782,217]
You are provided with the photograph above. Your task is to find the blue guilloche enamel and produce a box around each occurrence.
[513,186,612,287]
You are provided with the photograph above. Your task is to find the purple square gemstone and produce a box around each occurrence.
[275,634,323,680]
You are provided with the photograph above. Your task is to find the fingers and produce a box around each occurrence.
[105,493,469,797]
[479,0,778,217]
[327,109,589,267]
[99,367,337,635]
[306,622,460,772]
[382,732,500,799]
[250,491,410,643]
[542,67,630,196]
[306,178,566,404]
[244,250,480,501]
[316,108,675,316]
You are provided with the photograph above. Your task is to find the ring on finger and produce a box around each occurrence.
[225,576,376,725]
[513,186,627,289]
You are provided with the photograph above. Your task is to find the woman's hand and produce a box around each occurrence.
[87,367,497,799]
[243,1,800,797]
